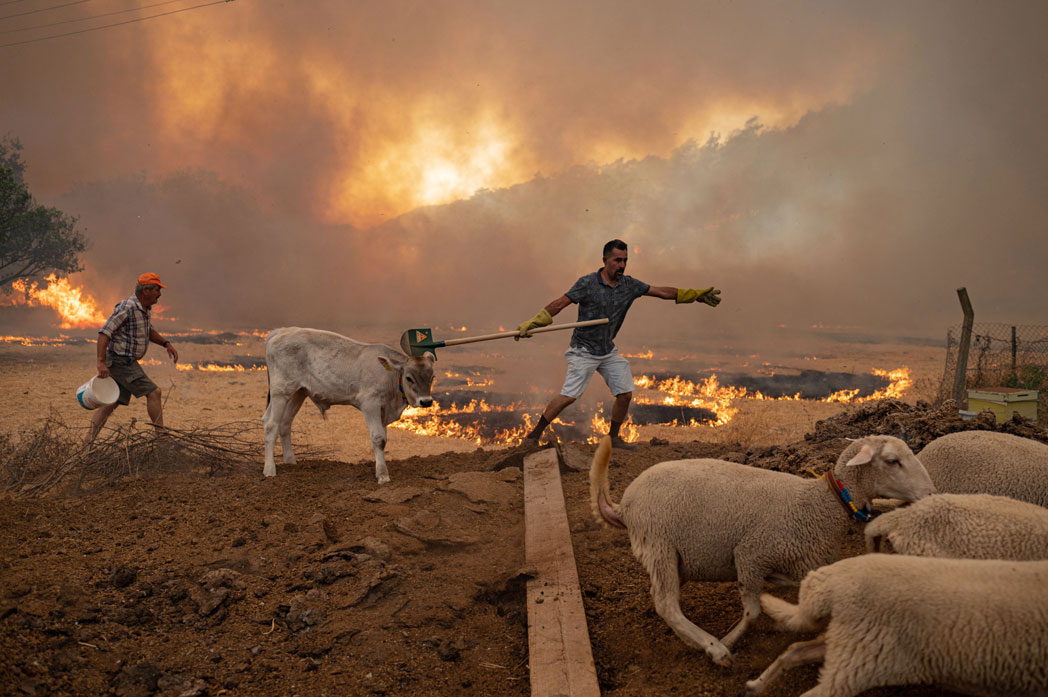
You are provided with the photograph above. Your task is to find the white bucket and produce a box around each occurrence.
[76,376,120,410]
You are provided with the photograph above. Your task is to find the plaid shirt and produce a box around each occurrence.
[99,295,151,360]
[565,271,650,355]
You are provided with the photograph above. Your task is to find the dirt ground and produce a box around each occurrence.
[2,336,1045,697]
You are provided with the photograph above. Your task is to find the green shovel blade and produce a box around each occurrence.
[400,328,445,356]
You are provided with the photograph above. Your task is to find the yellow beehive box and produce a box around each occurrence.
[966,387,1040,421]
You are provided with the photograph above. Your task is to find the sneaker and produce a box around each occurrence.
[610,436,637,451]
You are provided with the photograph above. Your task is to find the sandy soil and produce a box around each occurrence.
[5,335,1042,697]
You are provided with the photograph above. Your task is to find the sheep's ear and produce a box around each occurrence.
[845,444,875,467]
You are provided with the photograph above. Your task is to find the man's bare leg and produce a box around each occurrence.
[542,394,576,422]
[146,388,164,431]
[86,402,118,443]
[610,391,632,423]
[609,391,635,449]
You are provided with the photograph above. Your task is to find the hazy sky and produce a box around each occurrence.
[2,0,1046,344]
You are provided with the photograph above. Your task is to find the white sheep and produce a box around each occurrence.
[745,554,1048,697]
[866,492,1048,560]
[589,434,935,666]
[918,431,1048,507]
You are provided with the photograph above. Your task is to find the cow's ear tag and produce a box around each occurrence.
[382,361,392,371]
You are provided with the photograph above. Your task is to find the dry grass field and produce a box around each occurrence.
[0,330,947,457]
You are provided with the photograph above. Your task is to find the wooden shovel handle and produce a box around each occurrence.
[441,318,609,347]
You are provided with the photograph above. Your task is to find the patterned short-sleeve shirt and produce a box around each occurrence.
[565,271,650,355]
[99,295,151,360]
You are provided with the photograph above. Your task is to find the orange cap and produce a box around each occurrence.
[138,272,166,288]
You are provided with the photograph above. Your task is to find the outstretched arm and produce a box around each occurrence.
[644,286,677,300]
[647,286,722,306]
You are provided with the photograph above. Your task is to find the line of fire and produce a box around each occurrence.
[3,274,912,447]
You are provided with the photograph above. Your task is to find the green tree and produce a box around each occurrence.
[0,135,86,290]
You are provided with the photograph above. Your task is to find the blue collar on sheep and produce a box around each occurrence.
[823,471,875,522]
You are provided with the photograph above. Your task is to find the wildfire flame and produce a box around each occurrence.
[388,367,914,446]
[635,373,745,425]
[174,362,265,372]
[589,413,640,443]
[634,367,913,424]
[391,399,536,445]
[0,334,89,346]
[8,274,105,329]
[443,370,494,387]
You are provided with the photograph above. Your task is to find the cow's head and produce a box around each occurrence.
[378,354,436,407]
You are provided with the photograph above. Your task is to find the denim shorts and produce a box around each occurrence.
[106,355,159,405]
[560,346,634,399]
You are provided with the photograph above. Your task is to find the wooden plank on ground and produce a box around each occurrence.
[523,448,601,697]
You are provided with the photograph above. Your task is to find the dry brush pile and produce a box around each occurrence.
[0,414,329,497]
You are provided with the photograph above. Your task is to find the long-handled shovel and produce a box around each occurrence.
[400,318,609,357]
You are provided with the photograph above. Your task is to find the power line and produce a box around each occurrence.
[2,0,187,35]
[0,0,232,48]
[0,0,89,21]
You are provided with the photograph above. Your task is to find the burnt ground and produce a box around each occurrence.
[1,400,1046,697]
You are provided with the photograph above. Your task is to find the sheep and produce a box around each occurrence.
[865,492,1048,560]
[918,430,1048,507]
[589,434,935,666]
[744,554,1048,697]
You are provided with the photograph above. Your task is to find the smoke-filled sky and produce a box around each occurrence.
[2,0,1046,347]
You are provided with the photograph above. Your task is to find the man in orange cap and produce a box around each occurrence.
[86,272,179,441]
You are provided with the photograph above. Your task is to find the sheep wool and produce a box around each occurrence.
[589,434,935,666]
[865,492,1048,560]
[918,431,1048,507]
[748,555,1048,697]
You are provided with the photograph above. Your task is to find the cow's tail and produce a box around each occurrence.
[590,436,626,529]
[265,367,270,406]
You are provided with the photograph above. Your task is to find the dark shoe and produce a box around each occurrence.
[610,436,637,451]
[518,437,542,453]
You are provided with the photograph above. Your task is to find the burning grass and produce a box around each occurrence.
[0,413,329,497]
[389,366,916,447]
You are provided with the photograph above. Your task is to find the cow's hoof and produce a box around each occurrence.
[263,469,276,478]
[377,476,391,485]
[283,458,297,465]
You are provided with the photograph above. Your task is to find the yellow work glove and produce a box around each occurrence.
[515,308,553,341]
[676,287,722,307]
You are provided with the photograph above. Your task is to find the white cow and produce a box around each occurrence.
[262,327,436,484]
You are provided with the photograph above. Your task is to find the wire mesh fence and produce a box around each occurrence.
[937,323,1048,423]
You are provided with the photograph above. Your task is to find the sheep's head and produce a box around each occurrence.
[835,435,936,504]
